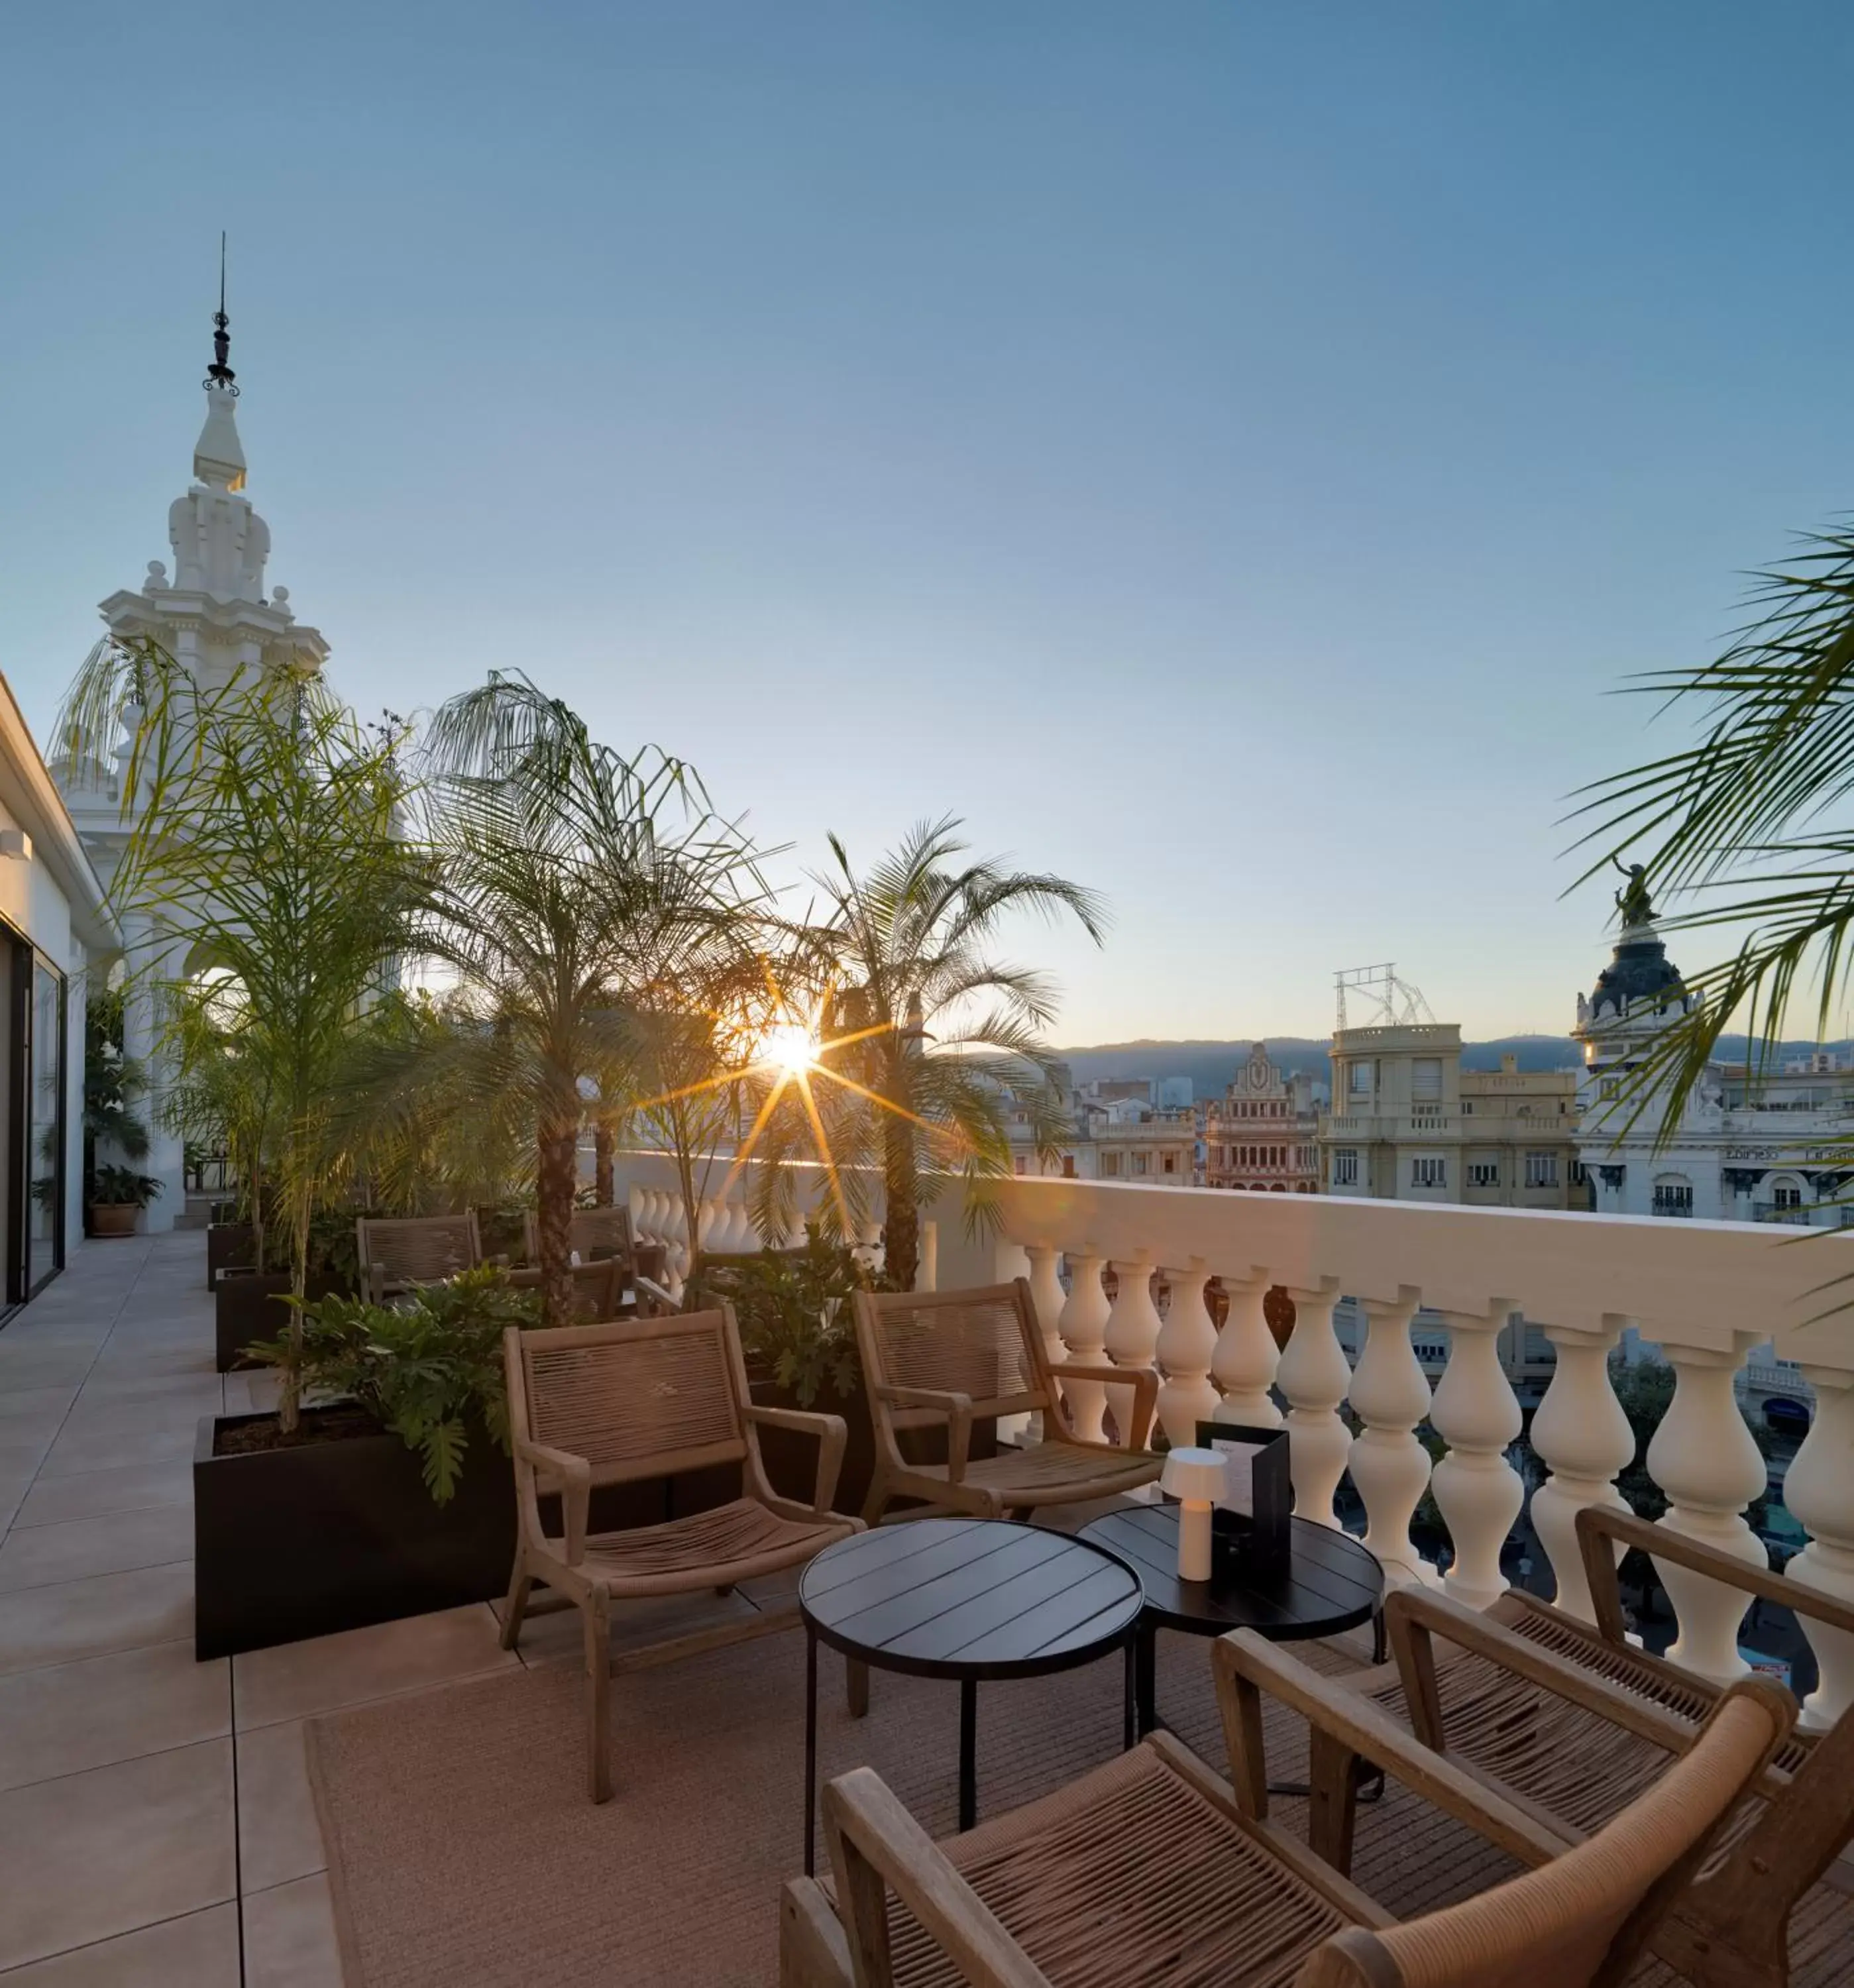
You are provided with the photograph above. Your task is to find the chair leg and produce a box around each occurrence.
[860,1471,891,1529]
[1307,1728,1360,1874]
[584,1594,612,1804]
[846,1658,869,1719]
[500,1555,532,1651]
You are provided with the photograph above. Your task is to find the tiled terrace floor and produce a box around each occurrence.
[0,1231,541,1985]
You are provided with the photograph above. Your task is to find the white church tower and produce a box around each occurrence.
[56,272,331,1228]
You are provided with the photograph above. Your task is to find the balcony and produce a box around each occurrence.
[618,1154,1854,1723]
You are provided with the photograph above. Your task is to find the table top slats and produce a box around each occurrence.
[800,1518,1141,1682]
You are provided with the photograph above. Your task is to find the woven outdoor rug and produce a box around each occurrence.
[306,1623,1520,1987]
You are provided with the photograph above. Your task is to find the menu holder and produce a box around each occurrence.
[1195,1421,1291,1576]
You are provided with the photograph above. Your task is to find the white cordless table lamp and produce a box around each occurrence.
[1160,1447,1227,1581]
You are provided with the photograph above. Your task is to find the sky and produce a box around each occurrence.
[3,3,1851,1047]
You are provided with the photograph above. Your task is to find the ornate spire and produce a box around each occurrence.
[204,233,237,396]
[192,234,246,493]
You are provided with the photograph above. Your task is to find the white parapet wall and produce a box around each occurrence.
[610,1150,1854,1727]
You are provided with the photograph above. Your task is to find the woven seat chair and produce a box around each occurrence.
[518,1205,637,1276]
[781,1624,1794,1988]
[355,1211,484,1302]
[504,1256,627,1322]
[852,1280,1162,1526]
[500,1306,861,1802]
[1329,1525,1854,1988]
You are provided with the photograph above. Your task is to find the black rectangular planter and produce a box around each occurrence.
[205,1223,255,1292]
[193,1408,747,1659]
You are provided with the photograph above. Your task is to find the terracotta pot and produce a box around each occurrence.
[88,1203,140,1239]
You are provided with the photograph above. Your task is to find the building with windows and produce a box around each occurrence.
[1005,1089,1196,1184]
[1576,888,1854,1225]
[1204,1043,1319,1192]
[1321,1023,1584,1209]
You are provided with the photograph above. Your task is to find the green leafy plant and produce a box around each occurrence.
[86,1163,163,1208]
[250,1267,541,1503]
[700,1233,886,1408]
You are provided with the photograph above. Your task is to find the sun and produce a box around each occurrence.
[760,1019,820,1077]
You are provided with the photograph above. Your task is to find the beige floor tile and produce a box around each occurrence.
[36,1419,197,1480]
[0,1504,193,1594]
[83,1348,213,1384]
[0,1639,227,1791]
[0,1352,98,1394]
[0,1388,78,1429]
[12,1461,193,1529]
[241,1873,342,1987]
[74,1368,223,1408]
[234,1602,516,1730]
[0,1563,195,1677]
[235,1718,326,1891]
[0,1905,239,1985]
[0,1740,235,1971]
[0,1433,54,1482]
[54,1390,220,1440]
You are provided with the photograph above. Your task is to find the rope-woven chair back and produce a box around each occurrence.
[864,1285,1046,1421]
[356,1213,480,1286]
[519,1311,747,1488]
[567,1205,633,1261]
[1305,1681,1790,1988]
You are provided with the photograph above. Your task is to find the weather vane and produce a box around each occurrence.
[205,231,237,396]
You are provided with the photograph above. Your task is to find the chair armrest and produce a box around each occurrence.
[875,1384,975,1482]
[1212,1629,1571,1871]
[632,1275,679,1317]
[1575,1504,1854,1647]
[1046,1363,1158,1451]
[742,1405,847,1516]
[514,1435,592,1562]
[822,1767,1052,1988]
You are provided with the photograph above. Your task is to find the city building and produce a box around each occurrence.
[1005,1088,1196,1184]
[50,298,329,1228]
[1576,877,1854,1225]
[1203,1042,1319,1192]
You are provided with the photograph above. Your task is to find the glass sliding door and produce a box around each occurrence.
[25,956,66,1295]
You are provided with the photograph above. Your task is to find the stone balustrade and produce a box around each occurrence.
[606,1150,1854,1730]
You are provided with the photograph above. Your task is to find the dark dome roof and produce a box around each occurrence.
[1590,927,1686,1019]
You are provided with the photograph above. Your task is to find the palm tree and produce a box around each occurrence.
[755,818,1106,1290]
[1576,525,1854,1121]
[398,673,766,1322]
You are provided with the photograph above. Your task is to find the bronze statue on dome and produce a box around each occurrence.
[1612,857,1655,928]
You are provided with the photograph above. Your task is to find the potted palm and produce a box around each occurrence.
[84,1162,162,1237]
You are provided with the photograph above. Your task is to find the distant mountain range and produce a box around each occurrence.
[1057,1036,1854,1095]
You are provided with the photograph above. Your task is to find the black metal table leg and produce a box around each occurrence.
[1134,1620,1158,1738]
[1123,1635,1138,1750]
[959,1677,977,1833]
[1373,1605,1387,1667]
[804,1626,818,1876]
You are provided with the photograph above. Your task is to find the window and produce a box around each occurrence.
[1061,1154,1075,1179]
[1469,1161,1500,1188]
[1774,1182,1803,1209]
[1101,1152,1120,1178]
[1132,1152,1149,1177]
[1162,1152,1175,1174]
[1332,1149,1359,1186]
[1411,1156,1446,1189]
[1212,1145,1224,1167]
[1525,1152,1558,1189]
[1014,1156,1026,1176]
[1411,1058,1443,1103]
[1652,1176,1693,1218]
[1348,1061,1374,1097]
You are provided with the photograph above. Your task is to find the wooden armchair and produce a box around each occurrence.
[500,1305,861,1802]
[355,1211,484,1302]
[781,1626,1794,1988]
[1343,1533,1854,1988]
[504,1256,627,1322]
[852,1280,1162,1526]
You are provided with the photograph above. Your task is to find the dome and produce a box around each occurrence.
[1588,925,1686,1020]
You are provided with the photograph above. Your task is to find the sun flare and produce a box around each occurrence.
[760,1019,821,1077]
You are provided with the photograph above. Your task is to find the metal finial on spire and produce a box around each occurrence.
[205,233,238,396]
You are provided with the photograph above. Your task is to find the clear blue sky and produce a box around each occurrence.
[5,3,1850,1046]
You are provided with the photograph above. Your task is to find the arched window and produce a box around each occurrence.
[1651,1174,1694,1219]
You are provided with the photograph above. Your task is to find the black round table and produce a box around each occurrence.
[798,1518,1144,1873]
[1078,1504,1386,1741]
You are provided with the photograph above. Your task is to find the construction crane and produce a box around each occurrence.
[1335,964,1437,1032]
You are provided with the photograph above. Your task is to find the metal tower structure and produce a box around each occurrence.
[1335,964,1437,1032]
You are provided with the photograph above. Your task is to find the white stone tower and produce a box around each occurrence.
[56,272,331,1227]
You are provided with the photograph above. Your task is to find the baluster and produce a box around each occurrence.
[1528,1320,1633,1621]
[1154,1258,1217,1447]
[1430,1302,1524,1608]
[1347,1291,1435,1585]
[1056,1252,1111,1443]
[1647,1343,1774,1682]
[1103,1255,1162,1445]
[1274,1280,1349,1529]
[1211,1273,1281,1429]
[1784,1366,1854,1730]
[1024,1246,1067,1438]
